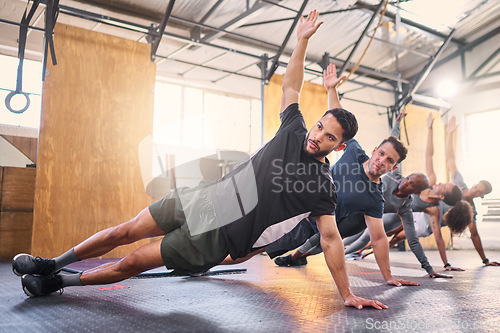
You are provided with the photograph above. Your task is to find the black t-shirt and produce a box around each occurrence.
[220,103,337,259]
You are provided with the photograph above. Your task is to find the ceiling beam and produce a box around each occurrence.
[399,29,456,109]
[339,0,386,75]
[150,0,175,61]
[199,0,225,24]
[433,26,500,71]
[356,0,466,46]
[52,2,411,85]
[198,0,272,45]
[265,0,309,82]
[468,47,500,80]
[240,7,362,28]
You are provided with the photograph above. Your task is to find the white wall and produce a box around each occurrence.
[0,136,32,167]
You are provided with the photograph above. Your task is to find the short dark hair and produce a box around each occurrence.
[480,180,492,195]
[443,184,462,206]
[323,108,358,143]
[377,136,407,164]
[443,200,473,234]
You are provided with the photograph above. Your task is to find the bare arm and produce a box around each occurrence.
[427,207,463,271]
[316,215,388,309]
[365,215,420,286]
[445,116,458,178]
[426,113,436,186]
[323,63,346,109]
[427,207,447,265]
[280,10,323,113]
[469,222,488,262]
[391,112,406,138]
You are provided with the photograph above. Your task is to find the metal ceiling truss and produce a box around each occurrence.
[34,1,407,88]
[413,26,500,95]
[397,29,456,111]
[427,26,500,72]
[4,0,494,116]
[265,0,308,83]
[150,0,175,61]
[240,6,363,28]
[338,0,386,76]
[467,47,500,80]
[356,0,466,46]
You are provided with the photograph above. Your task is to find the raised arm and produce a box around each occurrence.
[426,113,436,186]
[315,215,387,310]
[280,10,323,113]
[445,116,458,178]
[391,112,406,138]
[364,215,420,287]
[323,63,346,109]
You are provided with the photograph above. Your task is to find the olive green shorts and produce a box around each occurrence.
[149,189,228,273]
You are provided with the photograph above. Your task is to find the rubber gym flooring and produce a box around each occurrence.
[1,249,499,332]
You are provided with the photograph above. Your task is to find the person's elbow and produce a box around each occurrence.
[370,233,387,248]
[320,230,339,252]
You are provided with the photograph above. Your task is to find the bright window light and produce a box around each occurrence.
[436,79,458,99]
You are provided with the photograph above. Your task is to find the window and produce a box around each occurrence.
[151,81,262,186]
[0,54,42,129]
[463,110,500,198]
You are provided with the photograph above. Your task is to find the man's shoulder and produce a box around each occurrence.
[277,103,307,135]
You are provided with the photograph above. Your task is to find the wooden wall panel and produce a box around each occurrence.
[400,104,451,249]
[398,104,447,181]
[264,74,328,143]
[0,212,33,258]
[33,24,155,258]
[0,167,36,212]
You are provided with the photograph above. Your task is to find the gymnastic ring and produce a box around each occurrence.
[5,90,31,114]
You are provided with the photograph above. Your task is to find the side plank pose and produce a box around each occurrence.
[272,65,420,287]
[443,117,499,266]
[388,114,470,271]
[12,11,387,310]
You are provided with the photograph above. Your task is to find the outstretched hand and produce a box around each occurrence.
[386,277,420,287]
[428,272,453,278]
[395,112,407,123]
[344,294,388,310]
[445,265,464,271]
[485,261,500,266]
[323,64,346,90]
[297,10,323,41]
[427,113,434,129]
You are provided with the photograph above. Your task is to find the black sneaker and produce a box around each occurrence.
[274,254,307,267]
[290,256,308,266]
[274,254,292,266]
[21,274,64,297]
[12,254,57,276]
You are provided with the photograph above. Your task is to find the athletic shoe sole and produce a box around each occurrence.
[12,253,32,276]
[21,275,37,297]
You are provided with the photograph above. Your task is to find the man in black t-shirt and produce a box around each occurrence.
[13,10,387,310]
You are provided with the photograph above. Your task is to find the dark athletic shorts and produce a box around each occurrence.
[149,189,229,273]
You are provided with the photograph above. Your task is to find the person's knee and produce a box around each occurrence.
[116,252,142,274]
[105,220,137,244]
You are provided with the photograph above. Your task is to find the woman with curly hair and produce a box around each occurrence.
[442,200,473,235]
